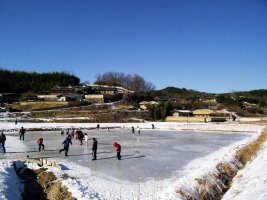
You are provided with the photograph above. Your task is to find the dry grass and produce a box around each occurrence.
[33,168,76,200]
[239,120,267,126]
[176,188,194,200]
[216,162,238,180]
[176,127,267,200]
[35,168,57,188]
[194,176,225,200]
[235,128,267,165]
[46,182,76,200]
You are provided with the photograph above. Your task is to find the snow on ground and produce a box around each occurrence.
[0,160,23,200]
[0,119,266,200]
[0,121,263,133]
[222,139,267,200]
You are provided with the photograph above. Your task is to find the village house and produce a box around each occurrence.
[25,95,39,102]
[212,109,231,117]
[192,109,214,118]
[36,84,131,104]
[57,94,84,102]
[199,97,217,104]
[83,84,131,103]
[85,84,134,94]
[171,109,193,117]
[48,85,76,95]
[139,101,159,110]
[210,109,231,122]
[92,86,117,95]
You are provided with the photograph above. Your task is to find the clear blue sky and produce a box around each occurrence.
[0,0,266,93]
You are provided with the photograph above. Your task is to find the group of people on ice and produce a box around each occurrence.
[15,126,122,160]
[61,128,91,145]
[58,133,121,160]
[1,123,154,161]
[18,126,45,152]
[131,126,141,135]
[57,126,124,160]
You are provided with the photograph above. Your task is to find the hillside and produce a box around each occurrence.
[1,68,266,118]
[6,87,267,121]
[9,103,151,123]
[149,87,267,117]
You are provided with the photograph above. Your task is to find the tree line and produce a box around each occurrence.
[0,69,155,94]
[0,68,80,94]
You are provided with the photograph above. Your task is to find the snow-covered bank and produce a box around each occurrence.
[223,134,267,200]
[0,160,23,200]
[162,127,267,199]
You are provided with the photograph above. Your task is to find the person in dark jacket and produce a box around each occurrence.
[0,131,6,153]
[59,135,72,156]
[19,126,26,141]
[113,142,121,160]
[92,138,98,160]
[37,137,45,151]
[78,130,84,145]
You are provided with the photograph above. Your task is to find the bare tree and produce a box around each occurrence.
[95,71,155,92]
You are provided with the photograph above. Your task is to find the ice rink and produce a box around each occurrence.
[2,128,249,183]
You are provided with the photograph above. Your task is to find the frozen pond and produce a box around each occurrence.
[2,128,249,183]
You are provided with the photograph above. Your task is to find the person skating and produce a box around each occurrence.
[59,135,72,156]
[137,127,141,135]
[70,128,75,139]
[0,131,6,153]
[92,138,98,160]
[113,142,121,160]
[78,130,84,145]
[60,129,64,136]
[84,133,88,146]
[75,130,79,140]
[37,137,45,151]
[19,126,26,141]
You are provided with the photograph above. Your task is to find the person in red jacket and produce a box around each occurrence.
[113,142,121,160]
[75,130,79,140]
[37,137,45,151]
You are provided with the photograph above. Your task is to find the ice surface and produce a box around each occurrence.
[2,128,249,183]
